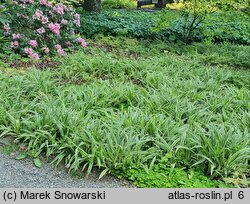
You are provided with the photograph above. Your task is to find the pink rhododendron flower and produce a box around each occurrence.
[55,44,62,50]
[16,13,28,20]
[41,1,52,7]
[10,41,19,48]
[77,37,87,48]
[53,5,64,15]
[31,53,39,59]
[24,48,33,55]
[32,9,48,24]
[57,49,65,56]
[77,37,84,44]
[37,27,46,34]
[12,33,21,40]
[73,14,80,27]
[41,16,48,24]
[4,25,11,33]
[43,47,50,54]
[55,44,65,56]
[48,23,61,35]
[65,41,71,47]
[40,0,47,6]
[61,19,68,25]
[30,40,38,47]
[74,14,80,20]
[81,41,87,48]
[32,9,43,20]
[75,19,80,27]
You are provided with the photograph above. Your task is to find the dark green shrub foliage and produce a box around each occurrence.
[203,12,250,44]
[3,0,87,58]
[78,10,250,44]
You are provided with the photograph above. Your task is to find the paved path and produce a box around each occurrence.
[0,153,131,188]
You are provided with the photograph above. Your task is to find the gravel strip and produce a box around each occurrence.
[0,153,132,188]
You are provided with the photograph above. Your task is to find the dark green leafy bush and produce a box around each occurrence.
[3,0,87,58]
[203,12,250,44]
[79,10,191,41]
[0,4,8,51]
[78,9,250,45]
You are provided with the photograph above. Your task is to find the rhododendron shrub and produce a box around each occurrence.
[4,0,87,59]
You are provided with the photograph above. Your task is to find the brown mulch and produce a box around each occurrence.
[90,43,140,59]
[9,59,60,70]
[129,76,145,87]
